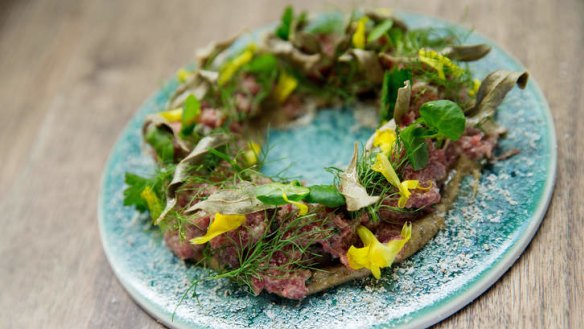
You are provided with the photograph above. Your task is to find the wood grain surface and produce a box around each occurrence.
[0,0,581,328]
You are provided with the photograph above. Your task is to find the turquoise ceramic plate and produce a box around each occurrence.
[99,11,556,329]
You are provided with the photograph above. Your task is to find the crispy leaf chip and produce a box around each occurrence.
[441,44,491,62]
[155,134,231,224]
[339,144,380,211]
[186,182,274,215]
[467,70,529,130]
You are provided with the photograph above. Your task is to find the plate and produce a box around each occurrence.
[98,11,557,329]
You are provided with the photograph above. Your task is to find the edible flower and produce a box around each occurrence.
[159,108,183,122]
[347,222,412,279]
[282,192,308,216]
[140,186,163,220]
[418,48,464,80]
[372,128,397,156]
[176,68,193,83]
[242,142,261,166]
[191,213,247,245]
[469,78,481,97]
[273,71,298,103]
[352,17,369,49]
[371,153,429,208]
[218,44,256,86]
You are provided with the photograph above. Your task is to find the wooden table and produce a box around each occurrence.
[0,0,581,328]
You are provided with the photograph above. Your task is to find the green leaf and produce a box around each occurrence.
[123,167,174,214]
[380,68,412,121]
[276,6,294,41]
[144,127,175,164]
[305,185,346,208]
[254,182,309,205]
[244,54,278,74]
[419,100,466,140]
[367,19,393,43]
[180,94,200,137]
[400,125,430,170]
[123,173,150,212]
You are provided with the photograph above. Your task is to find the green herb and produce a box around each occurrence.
[380,68,412,121]
[254,182,309,205]
[367,19,393,44]
[201,211,333,294]
[399,100,465,170]
[275,6,294,40]
[144,127,175,164]
[244,54,278,74]
[305,185,346,207]
[123,166,174,213]
[180,94,200,137]
[399,125,430,170]
[419,100,465,140]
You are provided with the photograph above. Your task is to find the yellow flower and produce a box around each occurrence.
[347,222,412,279]
[218,45,256,86]
[373,128,397,156]
[273,71,298,103]
[282,192,308,216]
[159,108,183,122]
[140,186,163,220]
[191,213,247,245]
[418,48,464,80]
[242,142,261,166]
[176,68,193,83]
[371,153,430,208]
[352,17,369,49]
[469,78,481,97]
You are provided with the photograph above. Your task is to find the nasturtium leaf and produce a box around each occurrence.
[254,182,310,205]
[367,19,393,43]
[144,127,175,164]
[305,185,346,208]
[276,6,294,41]
[180,94,200,137]
[380,68,412,121]
[400,125,430,170]
[419,100,466,141]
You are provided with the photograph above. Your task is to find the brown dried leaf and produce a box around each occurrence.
[441,44,491,62]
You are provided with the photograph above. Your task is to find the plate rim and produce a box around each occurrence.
[98,10,558,329]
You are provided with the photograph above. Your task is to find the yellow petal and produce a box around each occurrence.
[282,192,308,216]
[418,48,464,80]
[176,68,193,83]
[190,213,247,245]
[352,17,368,49]
[273,71,298,103]
[346,223,411,279]
[371,153,401,189]
[469,78,481,97]
[347,244,370,270]
[140,186,163,220]
[218,45,256,86]
[159,108,183,122]
[373,129,397,156]
[242,142,261,166]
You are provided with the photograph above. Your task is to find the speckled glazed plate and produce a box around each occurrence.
[99,11,556,329]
